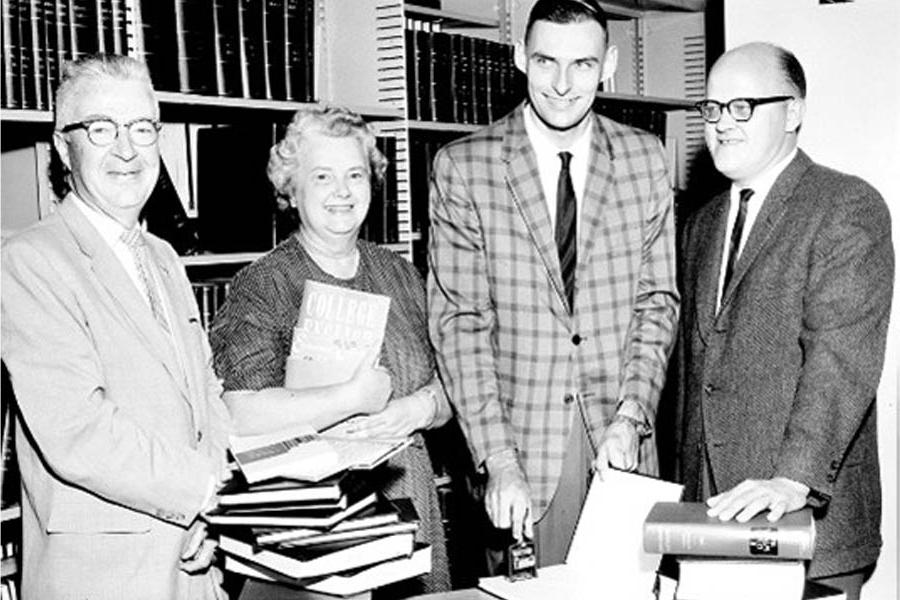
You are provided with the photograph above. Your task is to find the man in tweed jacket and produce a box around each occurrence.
[677,43,893,599]
[428,0,679,566]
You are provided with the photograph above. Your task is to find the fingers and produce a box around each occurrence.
[706,479,806,523]
[180,521,206,561]
[485,469,532,541]
[180,538,218,574]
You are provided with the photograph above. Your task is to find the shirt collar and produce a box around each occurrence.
[523,103,593,159]
[69,192,133,248]
[731,147,798,201]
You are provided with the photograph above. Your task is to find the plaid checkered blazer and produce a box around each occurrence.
[427,103,680,516]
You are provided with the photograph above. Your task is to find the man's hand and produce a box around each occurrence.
[180,520,218,574]
[484,451,533,542]
[593,418,640,479]
[707,477,810,522]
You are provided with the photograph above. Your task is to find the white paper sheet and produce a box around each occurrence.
[479,469,683,599]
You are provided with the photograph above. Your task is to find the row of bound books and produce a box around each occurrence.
[405,20,524,125]
[1,0,131,110]
[140,0,315,101]
[211,421,429,595]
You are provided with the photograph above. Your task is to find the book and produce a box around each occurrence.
[284,280,391,390]
[207,490,378,529]
[643,502,815,560]
[224,543,431,596]
[253,498,405,546]
[675,558,806,600]
[263,497,418,549]
[229,424,339,484]
[219,470,370,508]
[218,529,415,580]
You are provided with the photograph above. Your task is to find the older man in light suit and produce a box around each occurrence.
[676,43,893,600]
[428,0,679,567]
[1,55,231,599]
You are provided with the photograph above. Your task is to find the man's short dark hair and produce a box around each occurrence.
[776,47,807,99]
[525,0,609,43]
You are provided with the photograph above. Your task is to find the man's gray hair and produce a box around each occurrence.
[54,53,157,128]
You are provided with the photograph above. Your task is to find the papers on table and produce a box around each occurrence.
[478,469,683,600]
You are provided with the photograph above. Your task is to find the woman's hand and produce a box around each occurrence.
[339,391,432,438]
[342,346,392,416]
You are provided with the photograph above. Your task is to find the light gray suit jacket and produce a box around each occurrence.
[677,150,894,577]
[1,198,232,599]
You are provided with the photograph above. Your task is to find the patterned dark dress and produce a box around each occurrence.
[210,235,451,596]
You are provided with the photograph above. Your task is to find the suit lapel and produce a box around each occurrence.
[717,151,811,315]
[695,195,729,342]
[58,200,191,401]
[577,115,613,288]
[503,107,570,318]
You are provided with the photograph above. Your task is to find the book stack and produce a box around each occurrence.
[643,502,822,600]
[210,423,430,596]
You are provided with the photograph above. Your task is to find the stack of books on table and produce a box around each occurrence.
[209,423,430,596]
[643,502,844,600]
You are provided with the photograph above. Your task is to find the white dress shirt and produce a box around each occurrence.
[523,104,593,236]
[717,148,798,308]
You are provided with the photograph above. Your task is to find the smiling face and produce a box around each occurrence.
[704,47,804,187]
[515,18,615,146]
[53,76,160,227]
[291,132,372,248]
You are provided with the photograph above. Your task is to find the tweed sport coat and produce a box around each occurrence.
[428,103,680,517]
[1,198,232,599]
[676,150,894,578]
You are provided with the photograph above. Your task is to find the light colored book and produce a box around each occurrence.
[284,280,391,389]
[675,558,806,600]
[229,424,339,484]
[207,492,378,529]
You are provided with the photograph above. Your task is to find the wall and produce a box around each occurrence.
[724,1,900,598]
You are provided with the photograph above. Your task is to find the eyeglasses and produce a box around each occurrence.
[59,118,162,147]
[694,96,794,124]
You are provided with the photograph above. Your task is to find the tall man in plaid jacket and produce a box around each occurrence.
[427,0,679,566]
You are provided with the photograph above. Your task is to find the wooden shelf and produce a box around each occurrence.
[181,252,265,267]
[404,5,499,28]
[1,109,54,123]
[2,98,403,125]
[407,120,483,133]
[0,505,20,523]
[595,91,696,110]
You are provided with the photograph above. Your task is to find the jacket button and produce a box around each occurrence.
[571,334,582,345]
[830,460,839,470]
[563,394,574,405]
[826,473,836,483]
[197,430,203,443]
[704,384,715,394]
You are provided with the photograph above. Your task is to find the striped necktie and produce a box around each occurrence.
[121,227,171,333]
[555,151,577,313]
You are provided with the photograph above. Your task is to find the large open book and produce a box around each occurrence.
[284,280,391,389]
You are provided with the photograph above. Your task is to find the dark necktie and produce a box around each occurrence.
[722,188,754,295]
[555,151,577,312]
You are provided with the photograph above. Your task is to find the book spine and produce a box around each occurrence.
[643,520,814,560]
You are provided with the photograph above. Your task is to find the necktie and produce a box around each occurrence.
[555,151,577,312]
[722,188,754,295]
[121,227,171,333]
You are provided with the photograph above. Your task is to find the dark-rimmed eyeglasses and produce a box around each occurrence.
[694,96,794,124]
[58,118,162,147]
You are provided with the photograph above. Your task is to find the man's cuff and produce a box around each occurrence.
[615,400,652,438]
[484,448,520,473]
